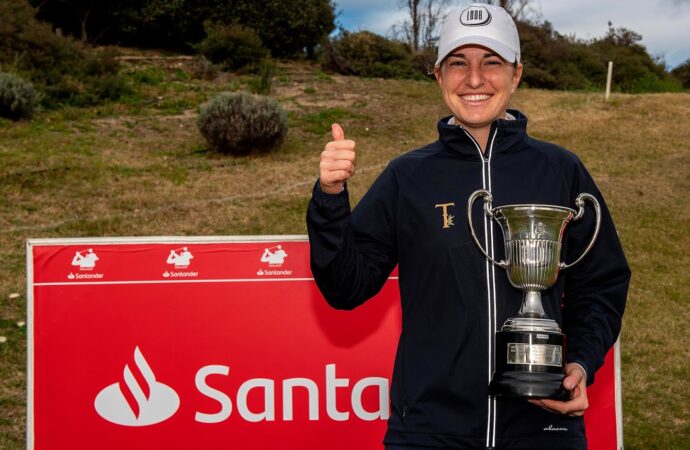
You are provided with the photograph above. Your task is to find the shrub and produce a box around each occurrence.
[629,72,683,93]
[197,92,288,155]
[520,64,558,89]
[58,49,130,106]
[322,31,422,79]
[248,57,275,95]
[195,22,266,71]
[190,55,220,80]
[412,48,438,79]
[514,20,683,93]
[0,72,39,119]
[671,59,690,89]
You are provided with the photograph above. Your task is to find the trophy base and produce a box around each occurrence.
[491,327,569,400]
[489,371,570,400]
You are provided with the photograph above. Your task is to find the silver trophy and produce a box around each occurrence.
[467,189,601,399]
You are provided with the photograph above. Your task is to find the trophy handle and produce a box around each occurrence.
[560,193,602,270]
[467,189,508,268]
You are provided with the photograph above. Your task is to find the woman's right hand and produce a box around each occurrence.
[319,123,356,194]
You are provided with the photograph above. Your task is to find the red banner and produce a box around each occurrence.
[27,237,621,449]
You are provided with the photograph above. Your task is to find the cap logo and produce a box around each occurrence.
[460,6,492,26]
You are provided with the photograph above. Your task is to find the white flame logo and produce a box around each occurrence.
[94,347,179,426]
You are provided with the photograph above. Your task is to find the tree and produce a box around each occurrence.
[236,0,336,58]
[404,0,420,52]
[31,0,336,58]
[31,0,115,43]
[486,0,536,22]
[394,0,451,52]
[1,0,126,106]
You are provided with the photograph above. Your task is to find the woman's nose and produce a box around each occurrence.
[466,64,485,88]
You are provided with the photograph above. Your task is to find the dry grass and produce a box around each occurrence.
[0,59,688,448]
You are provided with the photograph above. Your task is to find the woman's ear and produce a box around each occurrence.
[434,65,443,86]
[511,63,523,93]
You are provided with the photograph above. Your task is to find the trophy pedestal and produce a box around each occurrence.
[490,324,570,400]
[489,369,569,400]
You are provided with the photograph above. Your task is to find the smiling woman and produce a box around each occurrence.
[432,4,523,151]
[307,3,630,450]
[434,47,522,151]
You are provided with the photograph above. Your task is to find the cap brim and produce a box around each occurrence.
[435,36,518,66]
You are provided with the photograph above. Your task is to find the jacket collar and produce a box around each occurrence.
[437,109,528,159]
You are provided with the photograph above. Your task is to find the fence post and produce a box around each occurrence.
[605,61,613,101]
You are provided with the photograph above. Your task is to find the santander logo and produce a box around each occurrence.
[94,346,180,426]
[257,245,292,276]
[93,348,389,428]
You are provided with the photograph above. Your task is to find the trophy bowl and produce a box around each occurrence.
[467,190,601,399]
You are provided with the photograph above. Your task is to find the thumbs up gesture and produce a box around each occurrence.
[319,123,356,194]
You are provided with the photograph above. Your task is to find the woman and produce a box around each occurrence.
[307,4,629,449]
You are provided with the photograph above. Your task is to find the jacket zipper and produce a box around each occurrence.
[462,128,499,449]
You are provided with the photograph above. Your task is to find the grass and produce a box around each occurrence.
[0,58,689,448]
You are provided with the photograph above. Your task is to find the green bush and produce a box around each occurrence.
[413,48,438,79]
[520,64,558,89]
[56,49,130,106]
[671,59,690,89]
[516,20,681,93]
[629,72,683,93]
[322,31,423,79]
[248,57,276,95]
[197,91,288,155]
[195,22,266,71]
[0,72,39,119]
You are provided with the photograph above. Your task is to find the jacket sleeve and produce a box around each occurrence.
[306,168,398,310]
[561,160,631,385]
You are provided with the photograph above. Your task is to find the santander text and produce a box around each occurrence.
[194,364,389,423]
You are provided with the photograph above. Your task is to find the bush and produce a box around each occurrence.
[214,0,335,59]
[515,20,682,93]
[629,72,683,93]
[520,64,558,89]
[322,31,423,79]
[195,22,266,71]
[54,49,130,106]
[412,48,438,79]
[189,55,220,80]
[248,57,276,95]
[0,72,39,119]
[671,59,690,89]
[197,92,288,155]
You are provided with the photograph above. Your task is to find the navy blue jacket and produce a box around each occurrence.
[307,111,630,449]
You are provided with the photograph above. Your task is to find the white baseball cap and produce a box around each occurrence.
[435,3,521,67]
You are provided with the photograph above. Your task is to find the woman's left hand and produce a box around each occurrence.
[528,363,588,416]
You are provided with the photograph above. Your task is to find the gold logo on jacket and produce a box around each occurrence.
[435,202,455,229]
